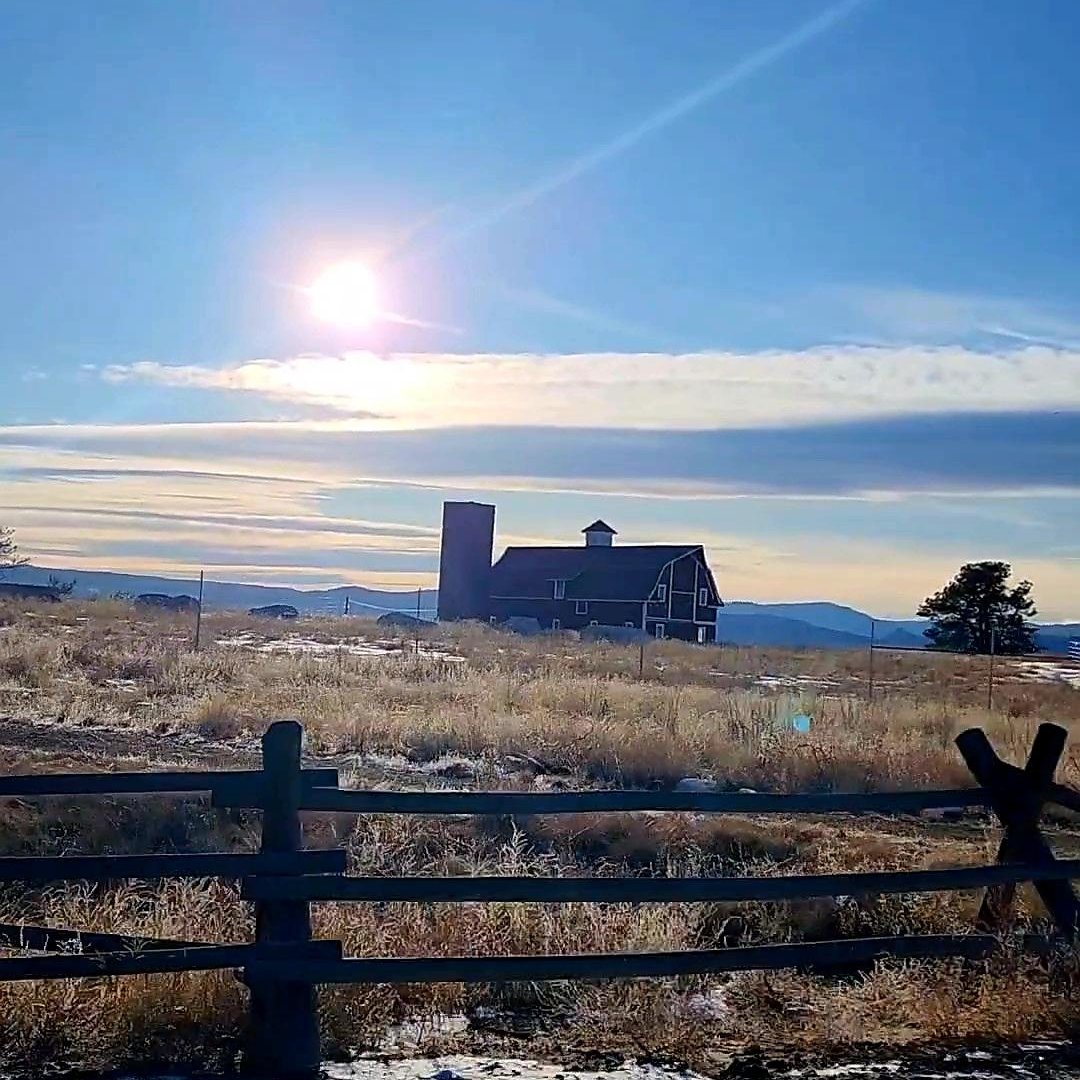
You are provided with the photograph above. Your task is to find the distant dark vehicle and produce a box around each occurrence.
[377,611,428,629]
[0,582,61,602]
[135,593,200,612]
[249,604,299,619]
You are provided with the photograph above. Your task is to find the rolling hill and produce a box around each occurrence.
[2,565,436,617]
[4,565,1074,653]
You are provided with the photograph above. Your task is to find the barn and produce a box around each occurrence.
[437,504,722,643]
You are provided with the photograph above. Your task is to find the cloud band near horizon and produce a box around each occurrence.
[3,344,1078,617]
[99,345,1080,431]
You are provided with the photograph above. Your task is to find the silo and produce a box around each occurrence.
[436,501,496,622]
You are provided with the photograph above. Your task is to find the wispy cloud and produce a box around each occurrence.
[828,286,1080,349]
[488,285,669,345]
[101,346,1080,430]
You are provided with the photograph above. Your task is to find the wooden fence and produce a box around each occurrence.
[1,720,1078,1079]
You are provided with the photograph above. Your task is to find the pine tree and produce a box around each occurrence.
[0,527,27,580]
[917,561,1037,655]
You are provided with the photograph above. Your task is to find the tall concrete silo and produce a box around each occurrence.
[437,501,495,622]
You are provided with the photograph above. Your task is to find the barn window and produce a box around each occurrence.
[656,583,667,602]
[698,587,708,607]
[553,579,566,600]
[654,623,666,639]
[575,600,588,615]
[697,626,708,644]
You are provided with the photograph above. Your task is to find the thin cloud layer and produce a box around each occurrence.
[102,346,1080,431]
[3,410,1077,497]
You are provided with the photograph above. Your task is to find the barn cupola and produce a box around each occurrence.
[582,519,617,547]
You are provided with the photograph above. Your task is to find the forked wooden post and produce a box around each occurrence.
[242,720,320,1079]
[956,722,1080,937]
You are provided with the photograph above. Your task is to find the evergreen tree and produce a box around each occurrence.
[0,527,27,580]
[918,561,1037,655]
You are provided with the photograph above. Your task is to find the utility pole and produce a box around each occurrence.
[415,586,422,656]
[193,569,205,650]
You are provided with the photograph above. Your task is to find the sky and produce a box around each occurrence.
[2,0,1079,619]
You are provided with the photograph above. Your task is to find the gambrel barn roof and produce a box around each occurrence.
[490,544,720,603]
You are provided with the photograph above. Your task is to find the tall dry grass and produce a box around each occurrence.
[1,599,1079,1069]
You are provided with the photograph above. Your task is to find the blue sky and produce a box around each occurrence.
[2,0,1079,617]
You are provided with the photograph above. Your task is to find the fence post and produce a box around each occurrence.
[243,720,320,1078]
[956,722,1079,937]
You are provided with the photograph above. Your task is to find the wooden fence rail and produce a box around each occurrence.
[0,719,1078,1080]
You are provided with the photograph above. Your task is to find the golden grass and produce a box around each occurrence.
[0,599,1079,1069]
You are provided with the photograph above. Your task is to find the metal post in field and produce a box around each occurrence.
[193,569,205,650]
[867,619,875,705]
[987,627,996,711]
[415,586,422,656]
[243,720,320,1079]
[639,641,645,679]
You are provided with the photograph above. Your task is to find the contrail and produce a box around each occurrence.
[382,310,463,334]
[449,0,871,242]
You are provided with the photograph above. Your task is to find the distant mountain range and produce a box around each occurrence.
[717,601,1080,655]
[3,565,436,617]
[4,565,1077,654]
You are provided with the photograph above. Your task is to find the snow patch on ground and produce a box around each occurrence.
[324,1058,710,1080]
[216,633,465,663]
[1007,660,1080,690]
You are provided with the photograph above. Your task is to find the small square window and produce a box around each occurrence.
[551,617,561,631]
[589,619,598,626]
[656,583,667,602]
[575,600,588,615]
[553,579,566,600]
[654,623,666,639]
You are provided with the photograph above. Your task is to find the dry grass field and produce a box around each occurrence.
[1,598,1080,1074]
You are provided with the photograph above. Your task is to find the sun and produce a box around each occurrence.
[308,260,380,327]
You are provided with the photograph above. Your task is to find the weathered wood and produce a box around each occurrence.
[295,786,991,817]
[0,939,341,981]
[0,944,257,981]
[956,724,1080,936]
[1046,781,1080,815]
[247,934,1000,986]
[0,849,345,883]
[0,767,338,799]
[982,726,1060,930]
[243,860,1080,905]
[0,922,204,953]
[243,721,320,1080]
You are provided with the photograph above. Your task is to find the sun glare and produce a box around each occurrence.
[308,261,380,327]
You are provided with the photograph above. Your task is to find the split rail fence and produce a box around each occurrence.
[1,720,1079,1078]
